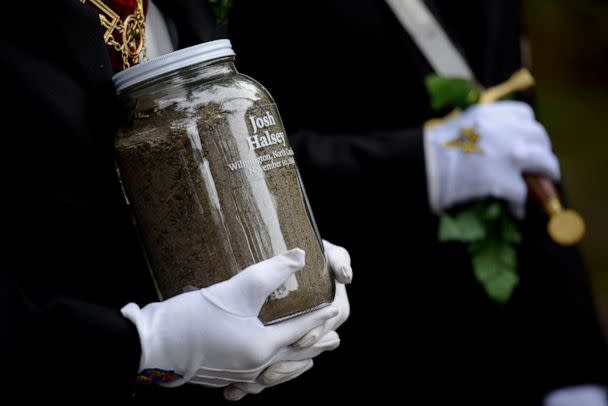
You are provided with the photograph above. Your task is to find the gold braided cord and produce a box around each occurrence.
[81,0,147,69]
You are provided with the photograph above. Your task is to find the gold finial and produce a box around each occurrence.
[480,69,536,104]
[545,197,586,246]
[524,178,586,246]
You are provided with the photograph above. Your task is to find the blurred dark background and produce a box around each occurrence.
[523,0,608,333]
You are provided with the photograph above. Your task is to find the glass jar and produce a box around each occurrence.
[113,40,333,324]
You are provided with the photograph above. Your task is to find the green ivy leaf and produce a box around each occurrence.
[469,235,519,303]
[210,0,234,24]
[425,75,481,111]
[439,210,486,242]
[483,201,502,221]
[426,72,523,304]
[484,268,519,304]
[437,200,520,303]
[501,214,522,244]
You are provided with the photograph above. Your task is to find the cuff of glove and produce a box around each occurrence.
[121,302,185,385]
[544,385,607,406]
[423,125,441,213]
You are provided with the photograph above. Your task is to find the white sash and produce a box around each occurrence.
[385,0,475,80]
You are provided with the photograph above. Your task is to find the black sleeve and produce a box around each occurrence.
[0,2,144,400]
[0,274,141,399]
[154,0,226,46]
[288,126,432,242]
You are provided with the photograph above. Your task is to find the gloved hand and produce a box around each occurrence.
[121,248,340,387]
[197,240,353,401]
[424,101,560,218]
[544,385,608,406]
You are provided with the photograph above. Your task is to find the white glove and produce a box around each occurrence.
[121,248,340,387]
[292,240,352,345]
[205,240,353,401]
[424,101,560,218]
[544,385,607,406]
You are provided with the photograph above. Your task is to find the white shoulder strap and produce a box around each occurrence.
[385,0,475,80]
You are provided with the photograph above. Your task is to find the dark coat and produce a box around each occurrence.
[228,0,608,404]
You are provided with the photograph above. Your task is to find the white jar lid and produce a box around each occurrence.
[113,39,235,94]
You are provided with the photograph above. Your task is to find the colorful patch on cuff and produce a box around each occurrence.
[136,368,183,384]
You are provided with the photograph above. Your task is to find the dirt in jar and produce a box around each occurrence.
[115,75,333,324]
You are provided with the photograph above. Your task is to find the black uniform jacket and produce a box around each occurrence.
[229,1,608,404]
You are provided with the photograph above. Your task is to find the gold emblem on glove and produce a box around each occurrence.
[444,127,482,154]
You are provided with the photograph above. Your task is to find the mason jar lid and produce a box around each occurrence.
[113,39,235,94]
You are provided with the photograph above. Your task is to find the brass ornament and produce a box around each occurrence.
[479,69,536,104]
[81,0,147,69]
[544,198,585,246]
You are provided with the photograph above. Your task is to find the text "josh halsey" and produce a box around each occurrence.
[248,111,286,151]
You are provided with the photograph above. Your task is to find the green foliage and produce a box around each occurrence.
[210,0,234,24]
[438,208,485,242]
[428,73,522,304]
[439,202,520,303]
[425,75,481,111]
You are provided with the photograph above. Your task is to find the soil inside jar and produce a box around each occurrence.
[115,79,333,324]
